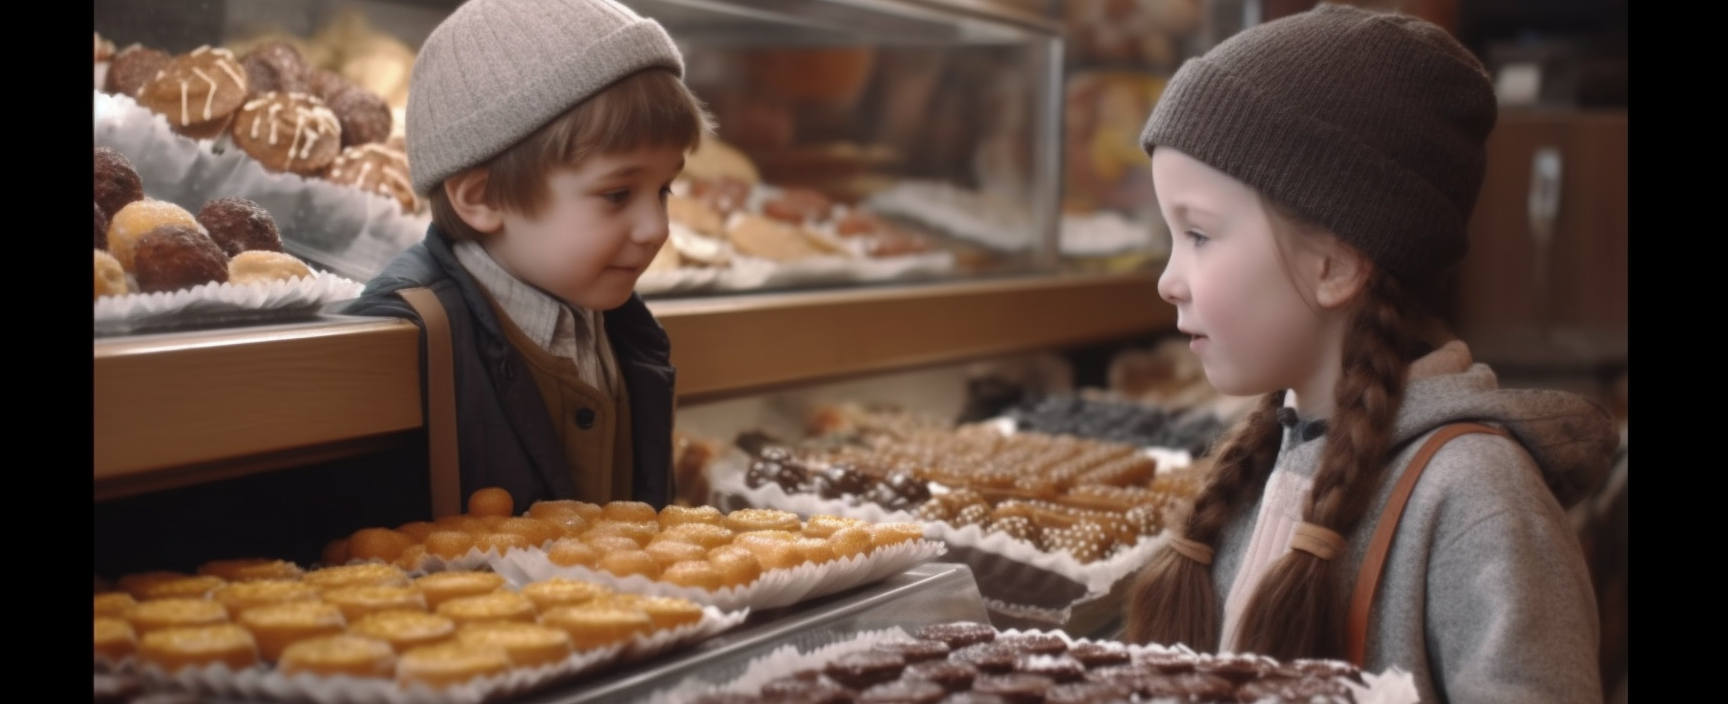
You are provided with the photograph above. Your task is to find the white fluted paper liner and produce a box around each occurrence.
[640,626,914,704]
[634,248,953,296]
[94,90,431,283]
[333,539,561,576]
[131,605,746,704]
[488,538,946,612]
[93,273,365,336]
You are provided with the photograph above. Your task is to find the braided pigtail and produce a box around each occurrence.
[1231,271,1415,660]
[1125,391,1286,649]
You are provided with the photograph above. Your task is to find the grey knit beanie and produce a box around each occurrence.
[1141,3,1496,284]
[406,0,685,195]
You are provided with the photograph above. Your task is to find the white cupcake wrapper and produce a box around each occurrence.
[94,89,430,283]
[128,605,747,704]
[635,249,955,296]
[93,272,365,336]
[488,538,947,612]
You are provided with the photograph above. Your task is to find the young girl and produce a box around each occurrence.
[1123,5,1617,703]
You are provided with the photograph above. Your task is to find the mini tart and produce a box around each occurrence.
[125,598,230,635]
[278,634,397,679]
[644,540,709,569]
[732,534,803,570]
[303,563,410,591]
[238,600,347,662]
[657,504,725,528]
[600,501,658,523]
[792,537,839,565]
[95,617,139,661]
[660,560,725,591]
[868,523,927,549]
[584,520,659,548]
[724,508,802,534]
[413,572,506,610]
[396,642,513,690]
[546,539,600,568]
[706,547,764,588]
[211,579,320,618]
[456,622,574,669]
[321,585,428,622]
[434,591,538,627]
[539,605,652,652]
[138,575,226,600]
[137,624,260,673]
[596,550,661,580]
[519,578,613,613]
[594,595,703,632]
[95,592,139,619]
[803,515,868,539]
[662,523,736,550]
[828,526,875,560]
[198,558,305,583]
[118,571,192,600]
[347,610,457,653]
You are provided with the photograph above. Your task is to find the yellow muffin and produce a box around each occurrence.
[347,610,457,653]
[868,522,927,549]
[456,622,574,669]
[279,634,397,679]
[658,504,725,528]
[211,580,320,618]
[706,547,763,588]
[525,504,590,536]
[519,578,613,613]
[95,592,139,619]
[95,249,129,299]
[95,617,138,661]
[304,563,411,592]
[539,605,652,651]
[803,515,868,539]
[585,534,648,556]
[125,598,230,635]
[397,642,513,690]
[414,572,506,610]
[198,558,305,583]
[238,601,347,662]
[435,592,538,627]
[137,624,260,673]
[662,523,736,550]
[117,571,191,600]
[793,537,839,565]
[828,526,875,560]
[584,520,659,548]
[139,575,227,601]
[733,534,803,570]
[546,538,601,568]
[423,531,479,561]
[322,585,428,622]
[645,540,709,569]
[660,561,725,591]
[597,550,661,580]
[724,508,802,534]
[596,594,704,632]
[227,250,313,285]
[601,500,658,523]
[494,517,564,547]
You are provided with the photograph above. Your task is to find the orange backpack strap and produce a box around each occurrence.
[1347,422,1510,666]
[397,287,462,519]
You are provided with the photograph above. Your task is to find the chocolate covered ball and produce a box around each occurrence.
[132,225,229,293]
[324,83,393,147]
[94,147,144,222]
[95,202,110,250]
[104,45,171,98]
[196,197,282,256]
[239,41,310,99]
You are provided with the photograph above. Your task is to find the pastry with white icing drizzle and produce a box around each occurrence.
[323,143,416,213]
[136,45,250,140]
[231,92,343,176]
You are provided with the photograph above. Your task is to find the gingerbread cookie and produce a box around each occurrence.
[232,92,342,175]
[136,46,249,140]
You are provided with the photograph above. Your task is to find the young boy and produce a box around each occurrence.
[345,0,711,515]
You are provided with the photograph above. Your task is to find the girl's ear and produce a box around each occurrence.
[1314,239,1372,310]
[444,168,504,235]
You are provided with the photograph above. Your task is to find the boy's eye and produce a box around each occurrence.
[601,190,629,205]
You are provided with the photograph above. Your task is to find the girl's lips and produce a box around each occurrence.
[1190,334,1209,353]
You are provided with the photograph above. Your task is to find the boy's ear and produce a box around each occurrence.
[1314,239,1372,310]
[444,168,504,235]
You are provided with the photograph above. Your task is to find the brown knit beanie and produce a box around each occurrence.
[1140,3,1496,284]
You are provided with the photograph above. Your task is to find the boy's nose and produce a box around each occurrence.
[635,205,670,246]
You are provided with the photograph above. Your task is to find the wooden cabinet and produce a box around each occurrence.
[1449,108,1627,370]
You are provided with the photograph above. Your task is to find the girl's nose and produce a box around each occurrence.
[1158,255,1189,305]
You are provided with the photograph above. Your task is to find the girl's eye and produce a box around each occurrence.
[1185,230,1210,247]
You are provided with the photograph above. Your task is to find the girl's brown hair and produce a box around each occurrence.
[1127,202,1439,661]
[430,68,713,241]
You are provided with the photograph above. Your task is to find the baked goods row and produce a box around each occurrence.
[95,33,418,216]
[95,146,318,300]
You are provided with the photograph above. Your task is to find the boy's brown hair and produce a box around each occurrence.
[430,68,712,242]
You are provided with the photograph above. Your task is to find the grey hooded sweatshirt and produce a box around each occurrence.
[1209,341,1617,704]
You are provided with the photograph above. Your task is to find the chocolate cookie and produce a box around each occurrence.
[136,46,249,139]
[1237,675,1353,703]
[232,92,342,175]
[971,673,1054,704]
[761,676,851,704]
[324,143,416,213]
[105,45,171,98]
[240,41,310,99]
[825,651,907,690]
[859,680,946,704]
[873,639,952,664]
[1044,682,1134,704]
[903,660,977,692]
[1194,654,1271,685]
[1066,642,1130,669]
[940,695,1007,704]
[1015,654,1085,683]
[94,147,144,222]
[132,225,229,293]
[196,197,281,256]
[998,634,1068,657]
[950,643,1016,675]
[1138,672,1235,701]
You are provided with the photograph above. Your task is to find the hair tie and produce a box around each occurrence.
[1169,537,1215,565]
[1290,522,1348,560]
